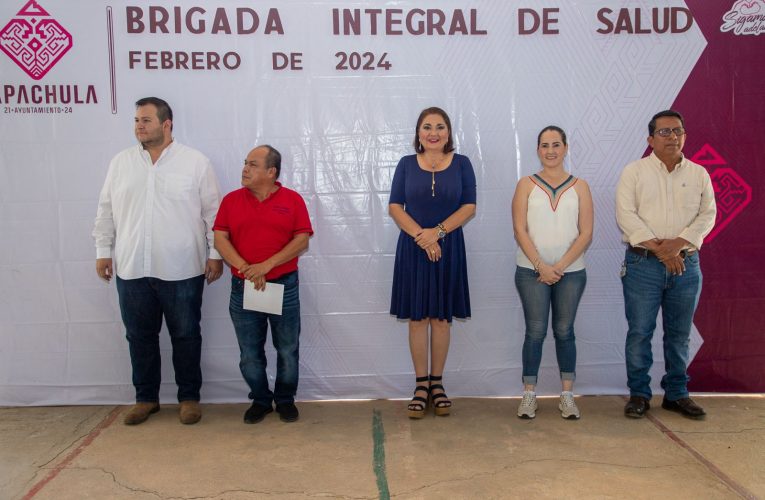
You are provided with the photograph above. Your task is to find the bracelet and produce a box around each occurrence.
[533,258,541,274]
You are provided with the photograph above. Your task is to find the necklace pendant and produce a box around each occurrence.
[431,172,436,197]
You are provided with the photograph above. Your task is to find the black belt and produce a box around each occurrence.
[628,246,695,259]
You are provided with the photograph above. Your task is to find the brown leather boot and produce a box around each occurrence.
[123,402,159,425]
[179,401,202,425]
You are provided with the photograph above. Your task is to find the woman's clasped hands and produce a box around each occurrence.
[537,262,564,286]
[415,227,442,262]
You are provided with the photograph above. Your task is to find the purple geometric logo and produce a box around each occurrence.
[690,144,752,244]
[0,0,72,80]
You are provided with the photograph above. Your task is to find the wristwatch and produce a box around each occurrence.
[436,223,447,240]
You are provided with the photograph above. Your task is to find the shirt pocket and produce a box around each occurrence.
[679,180,704,208]
[162,173,193,201]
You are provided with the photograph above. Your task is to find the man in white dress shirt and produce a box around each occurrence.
[93,97,222,425]
[616,110,716,420]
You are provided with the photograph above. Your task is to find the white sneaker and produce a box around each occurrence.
[559,391,580,420]
[517,391,537,419]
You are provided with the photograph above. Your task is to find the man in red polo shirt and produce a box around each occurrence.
[214,145,313,424]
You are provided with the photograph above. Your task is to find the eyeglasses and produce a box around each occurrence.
[654,127,686,137]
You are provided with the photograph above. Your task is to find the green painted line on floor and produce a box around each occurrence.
[372,409,390,500]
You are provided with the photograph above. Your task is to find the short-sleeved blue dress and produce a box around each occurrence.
[389,153,477,321]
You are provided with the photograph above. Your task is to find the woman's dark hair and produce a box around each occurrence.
[413,107,455,154]
[537,125,567,147]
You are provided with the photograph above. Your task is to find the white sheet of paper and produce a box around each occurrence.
[243,281,284,315]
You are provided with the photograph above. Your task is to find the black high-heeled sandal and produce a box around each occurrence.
[429,374,451,416]
[407,376,429,419]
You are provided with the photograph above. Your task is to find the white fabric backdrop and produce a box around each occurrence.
[0,0,707,405]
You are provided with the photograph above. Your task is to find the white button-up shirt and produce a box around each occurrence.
[93,141,222,280]
[616,152,716,250]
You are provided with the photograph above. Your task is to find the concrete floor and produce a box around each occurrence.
[1,396,763,500]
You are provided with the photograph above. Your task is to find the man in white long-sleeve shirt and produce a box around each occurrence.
[93,97,222,425]
[616,110,716,420]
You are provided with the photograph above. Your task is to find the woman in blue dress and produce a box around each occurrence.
[389,107,477,418]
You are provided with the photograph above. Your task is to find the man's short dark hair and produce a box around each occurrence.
[648,110,684,136]
[135,97,173,125]
[260,144,282,179]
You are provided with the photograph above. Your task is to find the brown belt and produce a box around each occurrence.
[628,246,695,259]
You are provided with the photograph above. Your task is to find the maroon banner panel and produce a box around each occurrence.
[678,1,764,392]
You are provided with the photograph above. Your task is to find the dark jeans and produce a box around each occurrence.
[229,272,301,407]
[622,249,702,400]
[515,266,587,385]
[116,275,204,403]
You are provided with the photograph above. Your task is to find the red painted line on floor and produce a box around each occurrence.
[645,411,758,500]
[22,406,122,500]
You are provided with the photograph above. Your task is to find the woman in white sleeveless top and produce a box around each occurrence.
[511,126,593,420]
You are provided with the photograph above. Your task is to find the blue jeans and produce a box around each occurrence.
[229,272,301,407]
[515,266,587,385]
[622,249,702,401]
[115,275,205,403]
